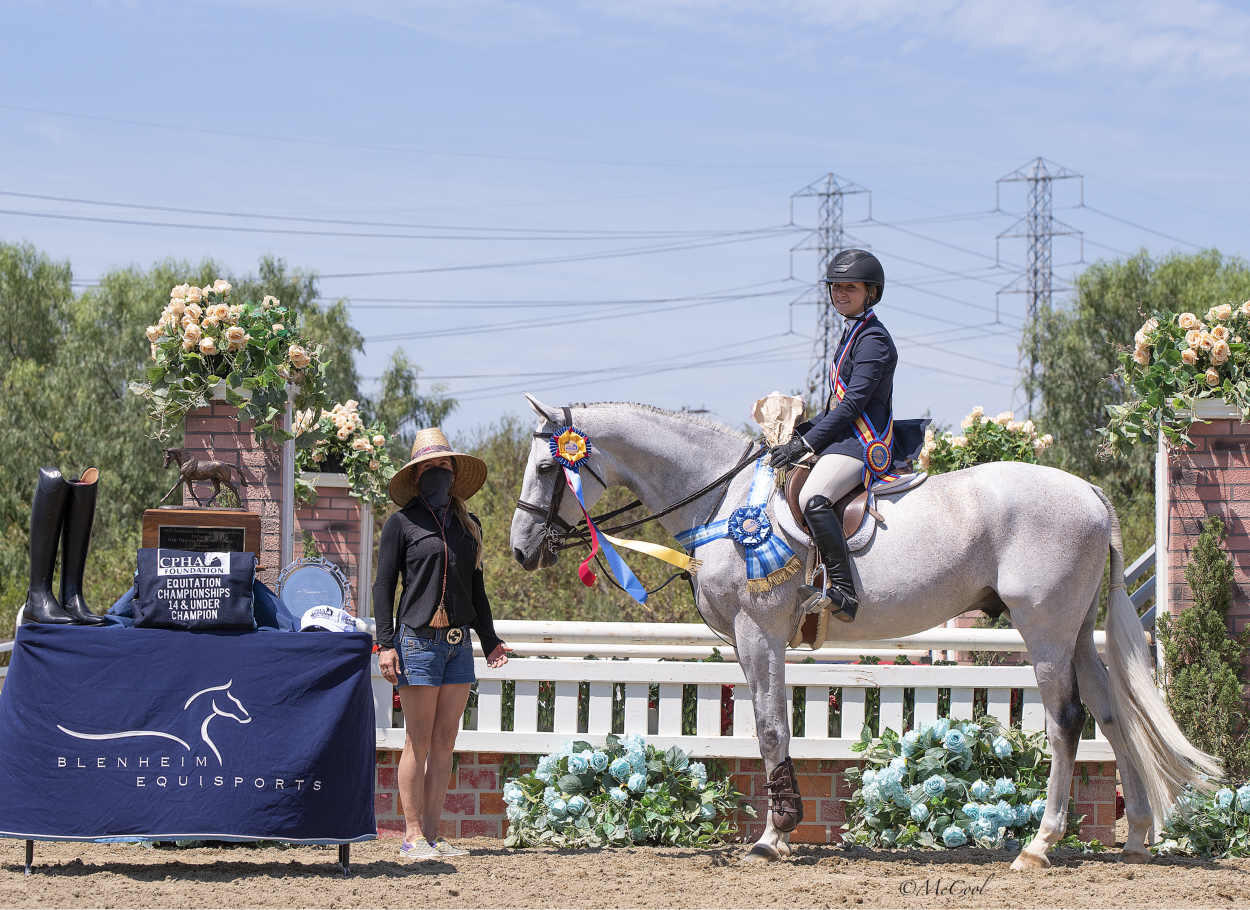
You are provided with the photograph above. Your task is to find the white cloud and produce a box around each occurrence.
[582,0,1250,80]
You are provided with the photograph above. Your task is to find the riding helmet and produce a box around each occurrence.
[824,249,885,304]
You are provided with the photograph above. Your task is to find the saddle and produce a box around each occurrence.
[778,461,928,650]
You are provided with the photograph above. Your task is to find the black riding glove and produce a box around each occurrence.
[769,436,812,469]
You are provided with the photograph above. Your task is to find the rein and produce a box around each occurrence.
[515,406,764,555]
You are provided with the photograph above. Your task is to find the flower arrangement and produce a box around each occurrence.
[842,717,1100,851]
[1102,302,1250,455]
[130,281,328,441]
[1154,783,1250,857]
[502,734,752,848]
[293,400,396,506]
[918,407,1053,474]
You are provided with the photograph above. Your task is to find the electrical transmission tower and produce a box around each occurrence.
[789,173,870,397]
[995,157,1084,419]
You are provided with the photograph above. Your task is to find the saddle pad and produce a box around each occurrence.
[771,471,928,554]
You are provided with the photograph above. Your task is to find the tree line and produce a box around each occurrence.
[2,241,1248,638]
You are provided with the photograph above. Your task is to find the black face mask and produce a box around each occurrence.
[418,467,454,508]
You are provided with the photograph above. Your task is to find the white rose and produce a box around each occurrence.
[960,415,974,430]
[1040,434,1053,447]
[952,435,967,447]
[1021,419,1036,435]
[994,411,1013,426]
[1032,438,1046,454]
[262,295,279,309]
[969,406,984,420]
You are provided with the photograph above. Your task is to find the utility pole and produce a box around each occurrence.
[790,173,870,398]
[995,157,1083,418]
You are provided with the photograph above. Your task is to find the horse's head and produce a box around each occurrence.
[213,685,252,725]
[163,447,182,468]
[510,394,607,571]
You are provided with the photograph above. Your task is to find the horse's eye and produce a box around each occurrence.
[536,462,556,474]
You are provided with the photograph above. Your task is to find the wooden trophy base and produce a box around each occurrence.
[142,508,261,558]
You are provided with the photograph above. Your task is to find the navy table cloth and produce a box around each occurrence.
[0,624,376,844]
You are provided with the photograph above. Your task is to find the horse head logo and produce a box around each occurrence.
[58,679,252,766]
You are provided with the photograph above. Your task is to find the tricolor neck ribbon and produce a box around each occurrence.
[831,310,899,488]
[674,458,800,593]
[552,426,699,606]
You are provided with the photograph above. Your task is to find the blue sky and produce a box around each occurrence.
[3,1,1248,441]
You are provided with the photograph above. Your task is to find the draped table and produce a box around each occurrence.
[0,624,376,874]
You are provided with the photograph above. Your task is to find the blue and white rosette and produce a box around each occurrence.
[675,458,800,592]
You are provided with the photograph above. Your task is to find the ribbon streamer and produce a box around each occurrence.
[563,467,650,603]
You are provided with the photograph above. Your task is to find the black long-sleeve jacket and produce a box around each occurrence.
[801,311,898,461]
[372,499,502,656]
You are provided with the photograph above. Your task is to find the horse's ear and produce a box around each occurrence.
[524,393,557,423]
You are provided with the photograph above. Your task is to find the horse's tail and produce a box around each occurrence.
[230,464,249,486]
[1090,484,1220,829]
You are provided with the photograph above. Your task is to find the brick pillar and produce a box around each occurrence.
[295,473,365,612]
[1164,410,1250,680]
[182,398,285,586]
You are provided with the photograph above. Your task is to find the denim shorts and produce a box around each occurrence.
[396,625,476,687]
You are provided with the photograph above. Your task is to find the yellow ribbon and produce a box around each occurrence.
[599,532,702,573]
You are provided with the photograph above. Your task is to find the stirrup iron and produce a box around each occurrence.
[799,564,830,613]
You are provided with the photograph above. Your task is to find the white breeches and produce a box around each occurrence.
[797,453,864,512]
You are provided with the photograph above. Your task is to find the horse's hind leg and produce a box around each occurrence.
[733,613,799,862]
[1074,632,1153,862]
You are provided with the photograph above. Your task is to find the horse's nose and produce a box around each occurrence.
[512,547,527,566]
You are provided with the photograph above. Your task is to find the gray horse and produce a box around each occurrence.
[509,395,1219,870]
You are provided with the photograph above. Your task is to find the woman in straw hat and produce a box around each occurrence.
[375,427,511,861]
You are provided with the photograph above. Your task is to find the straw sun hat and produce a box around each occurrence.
[388,427,488,507]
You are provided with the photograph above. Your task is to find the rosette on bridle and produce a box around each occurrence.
[675,458,800,592]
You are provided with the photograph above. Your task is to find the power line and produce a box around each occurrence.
[318,280,797,310]
[0,103,820,171]
[0,203,795,244]
[1078,203,1206,250]
[0,189,776,239]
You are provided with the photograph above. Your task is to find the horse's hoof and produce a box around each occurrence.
[1119,849,1151,864]
[775,840,793,858]
[1010,850,1050,872]
[744,843,780,863]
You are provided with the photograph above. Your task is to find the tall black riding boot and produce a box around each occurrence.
[60,467,107,625]
[21,467,74,624]
[799,495,859,622]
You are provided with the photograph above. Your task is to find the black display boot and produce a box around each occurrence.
[60,467,107,625]
[21,467,75,624]
[797,495,859,623]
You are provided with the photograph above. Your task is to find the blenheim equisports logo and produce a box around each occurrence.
[157,550,230,576]
[58,680,251,765]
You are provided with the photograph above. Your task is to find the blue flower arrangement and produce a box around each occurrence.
[502,733,753,849]
[1155,780,1250,857]
[843,716,1098,851]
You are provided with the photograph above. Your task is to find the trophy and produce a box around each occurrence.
[141,448,260,557]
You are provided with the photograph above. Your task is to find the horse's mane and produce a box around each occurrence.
[567,401,752,442]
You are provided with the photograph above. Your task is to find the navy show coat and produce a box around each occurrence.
[800,311,898,463]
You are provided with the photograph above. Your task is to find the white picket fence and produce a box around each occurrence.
[368,620,1117,761]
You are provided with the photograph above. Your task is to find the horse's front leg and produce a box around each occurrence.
[734,611,800,862]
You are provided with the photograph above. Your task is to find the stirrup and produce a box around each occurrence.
[799,565,830,613]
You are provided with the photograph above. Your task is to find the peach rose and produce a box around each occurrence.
[1181,348,1198,366]
[271,323,285,334]
[1178,312,1199,330]
[1241,300,1250,317]
[1212,340,1231,364]
[1215,303,1233,321]
[288,344,311,368]
[199,337,219,356]
[1185,329,1203,349]
[351,437,371,452]
[183,323,202,343]
[336,426,350,441]
[262,295,279,309]
[225,326,248,348]
[952,435,968,447]
[169,299,186,317]
[372,434,386,447]
[1021,419,1036,435]
[202,315,220,330]
[369,459,380,471]
[145,325,162,342]
[994,411,1013,426]
[185,285,203,304]
[186,303,203,320]
[1205,368,1221,387]
[1211,325,1231,342]
[1007,420,1023,432]
[1200,333,1215,351]
[1132,347,1150,366]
